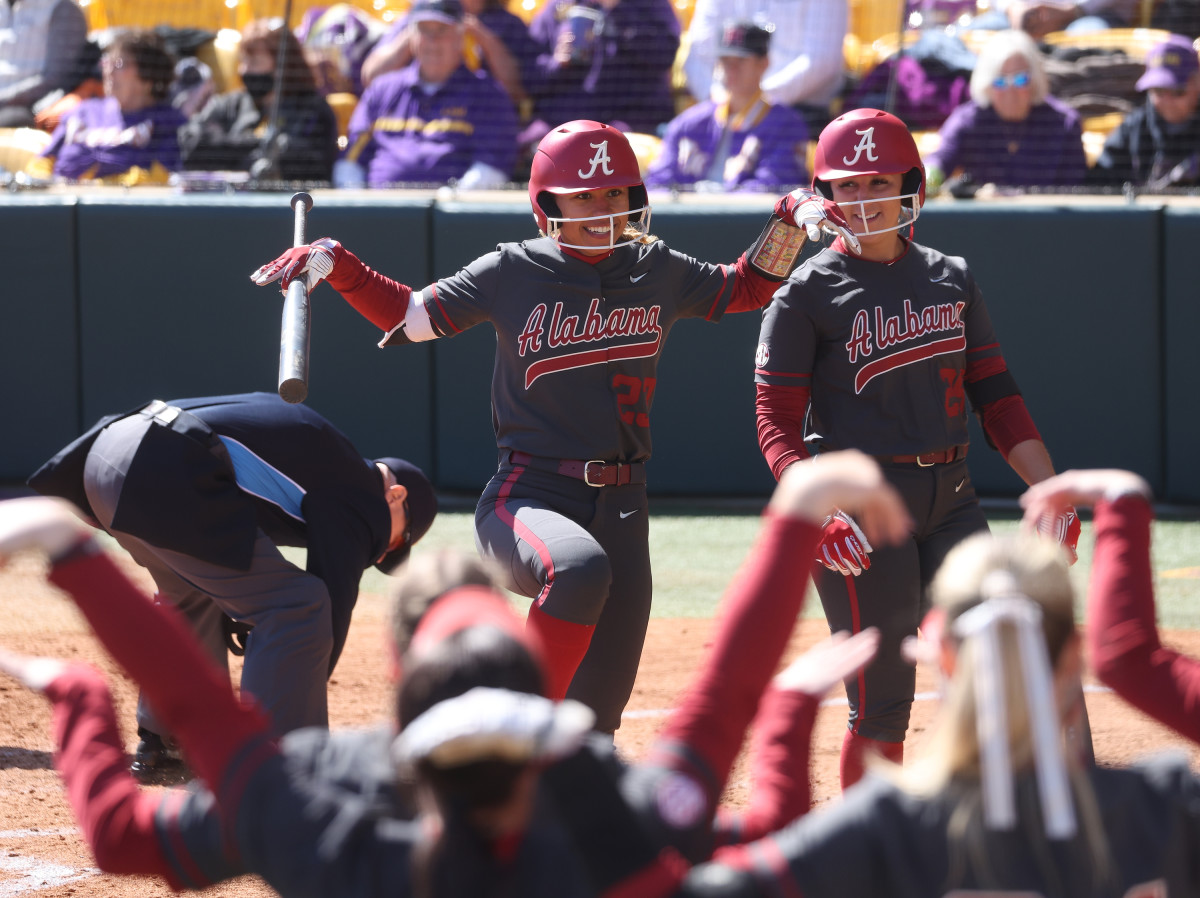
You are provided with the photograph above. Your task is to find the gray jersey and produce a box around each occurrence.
[420,236,736,461]
[754,242,1006,457]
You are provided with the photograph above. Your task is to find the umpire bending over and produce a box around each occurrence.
[28,392,436,776]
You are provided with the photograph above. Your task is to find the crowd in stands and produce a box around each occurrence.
[2,0,1200,194]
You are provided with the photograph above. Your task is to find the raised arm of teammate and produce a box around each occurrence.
[1021,470,1200,742]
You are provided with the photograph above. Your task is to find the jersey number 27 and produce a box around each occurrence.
[614,375,657,427]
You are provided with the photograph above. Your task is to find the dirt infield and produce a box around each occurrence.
[1,552,1199,897]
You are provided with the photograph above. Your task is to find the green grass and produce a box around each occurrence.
[351,509,1200,627]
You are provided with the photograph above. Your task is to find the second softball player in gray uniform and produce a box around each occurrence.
[253,119,803,733]
[754,108,1081,787]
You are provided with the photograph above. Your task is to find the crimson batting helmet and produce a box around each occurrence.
[528,120,651,250]
[811,108,925,237]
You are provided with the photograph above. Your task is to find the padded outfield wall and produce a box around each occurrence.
[0,191,1187,501]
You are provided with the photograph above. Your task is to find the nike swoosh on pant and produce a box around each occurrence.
[955,478,966,492]
[619,510,638,519]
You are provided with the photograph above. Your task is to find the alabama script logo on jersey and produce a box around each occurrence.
[516,298,664,388]
[844,298,966,394]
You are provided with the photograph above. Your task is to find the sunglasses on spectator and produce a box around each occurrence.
[991,71,1031,89]
[101,56,128,72]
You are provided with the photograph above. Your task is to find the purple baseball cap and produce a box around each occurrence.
[409,0,464,25]
[1136,35,1199,91]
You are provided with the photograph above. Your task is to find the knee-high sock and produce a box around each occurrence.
[840,730,903,791]
[526,603,595,700]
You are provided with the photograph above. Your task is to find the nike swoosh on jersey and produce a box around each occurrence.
[955,478,966,492]
[930,272,950,282]
[630,272,647,283]
[619,509,638,519]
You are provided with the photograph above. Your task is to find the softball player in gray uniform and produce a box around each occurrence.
[252,120,796,733]
[753,108,1079,787]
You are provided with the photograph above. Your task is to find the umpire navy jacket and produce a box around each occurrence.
[28,392,394,670]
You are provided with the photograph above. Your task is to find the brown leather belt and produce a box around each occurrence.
[880,444,969,467]
[506,451,647,487]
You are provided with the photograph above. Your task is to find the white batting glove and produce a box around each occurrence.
[775,188,862,255]
[250,237,342,293]
[0,497,92,564]
[815,509,873,576]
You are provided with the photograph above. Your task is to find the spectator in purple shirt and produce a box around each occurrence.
[338,0,518,188]
[526,0,679,136]
[925,29,1086,195]
[30,29,184,184]
[646,21,808,192]
[359,0,539,104]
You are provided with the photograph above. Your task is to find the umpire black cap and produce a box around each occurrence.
[373,458,438,573]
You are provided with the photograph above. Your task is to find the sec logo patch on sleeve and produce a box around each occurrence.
[755,343,770,368]
[654,771,707,829]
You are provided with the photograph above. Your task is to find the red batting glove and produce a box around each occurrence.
[774,188,861,254]
[1037,505,1082,566]
[815,510,873,577]
[250,237,343,293]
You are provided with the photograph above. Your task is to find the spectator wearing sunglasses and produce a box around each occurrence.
[925,29,1085,196]
[1090,34,1200,190]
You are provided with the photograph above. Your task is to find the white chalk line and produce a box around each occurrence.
[621,683,1114,720]
[0,855,98,895]
[0,829,76,839]
[0,828,100,895]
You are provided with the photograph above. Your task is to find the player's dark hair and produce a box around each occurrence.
[107,30,175,102]
[401,625,546,898]
[398,624,546,729]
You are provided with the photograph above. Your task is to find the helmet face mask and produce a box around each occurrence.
[829,185,922,238]
[541,198,653,250]
[529,120,652,250]
[811,108,926,239]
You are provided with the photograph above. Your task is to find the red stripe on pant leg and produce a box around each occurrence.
[845,575,865,736]
[494,466,554,604]
[493,466,593,699]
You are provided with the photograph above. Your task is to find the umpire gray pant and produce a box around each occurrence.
[82,413,333,738]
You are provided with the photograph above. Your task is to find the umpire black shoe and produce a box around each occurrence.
[130,728,187,783]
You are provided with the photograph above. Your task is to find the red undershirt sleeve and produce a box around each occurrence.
[1086,496,1200,744]
[712,685,818,846]
[978,394,1041,460]
[324,246,413,333]
[726,253,783,313]
[648,513,822,812]
[966,354,1041,459]
[756,383,813,480]
[42,663,185,888]
[47,548,273,793]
